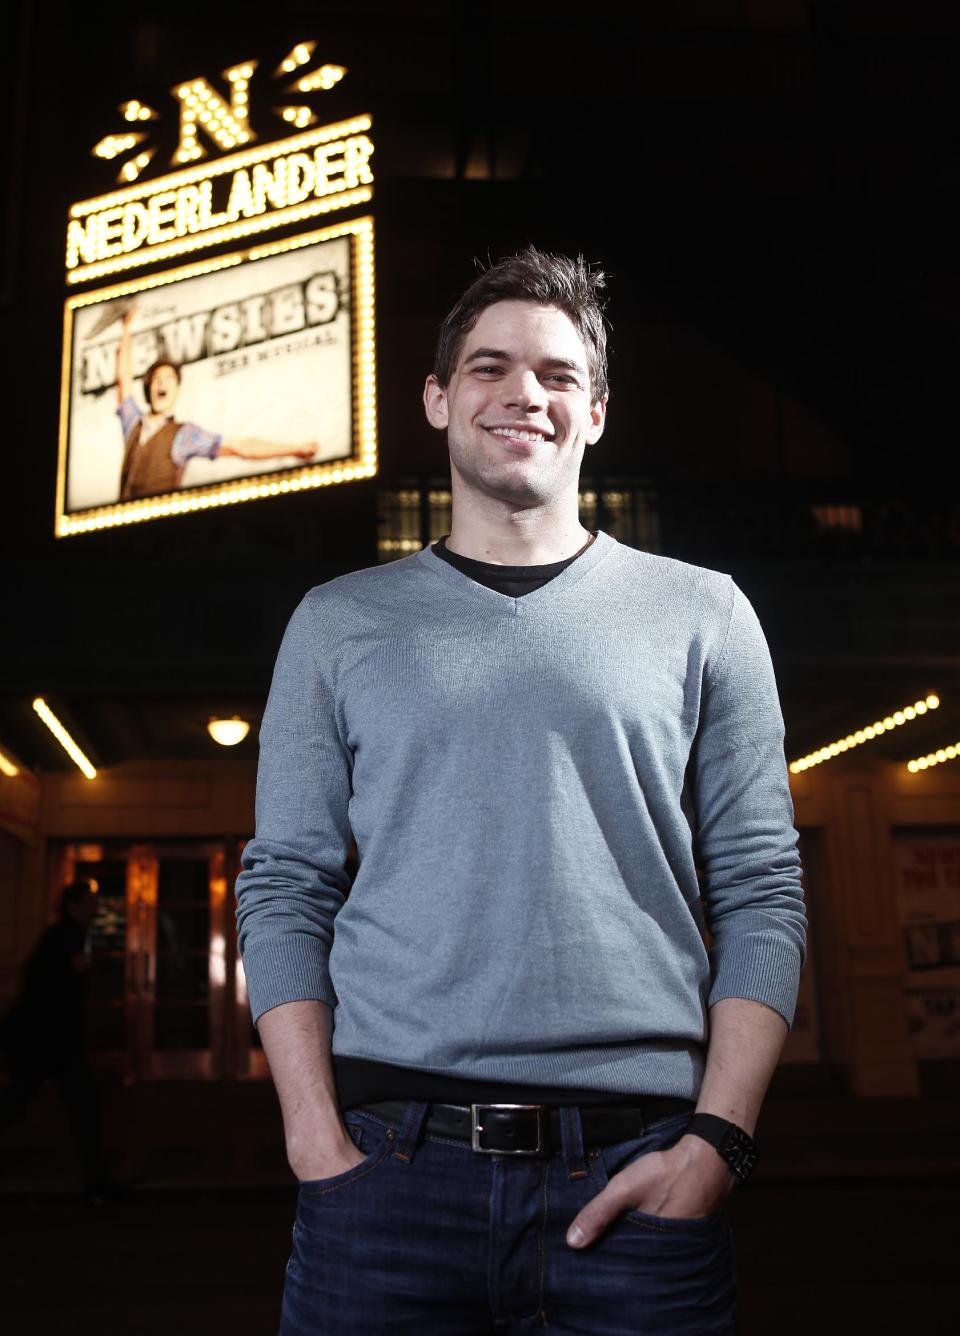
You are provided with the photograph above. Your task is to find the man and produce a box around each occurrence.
[115,301,316,501]
[0,879,118,1202]
[235,246,806,1333]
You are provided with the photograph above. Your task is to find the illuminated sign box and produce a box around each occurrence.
[66,115,373,286]
[57,216,376,536]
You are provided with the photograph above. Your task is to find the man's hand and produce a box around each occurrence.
[566,1134,734,1248]
[287,1126,367,1184]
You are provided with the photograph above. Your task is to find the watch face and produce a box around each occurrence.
[723,1126,757,1179]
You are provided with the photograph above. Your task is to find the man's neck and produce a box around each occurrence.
[444,520,594,567]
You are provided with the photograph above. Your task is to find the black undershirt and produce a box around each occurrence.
[333,532,647,1111]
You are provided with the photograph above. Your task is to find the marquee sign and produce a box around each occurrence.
[67,115,373,286]
[57,41,377,537]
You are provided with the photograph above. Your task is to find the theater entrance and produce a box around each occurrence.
[52,839,267,1082]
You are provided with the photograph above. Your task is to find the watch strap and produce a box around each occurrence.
[686,1112,758,1185]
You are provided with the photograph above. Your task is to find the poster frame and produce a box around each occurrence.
[55,214,376,538]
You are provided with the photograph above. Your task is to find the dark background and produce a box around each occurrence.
[1,0,957,772]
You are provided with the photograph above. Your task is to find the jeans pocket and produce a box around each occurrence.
[589,1113,725,1231]
[297,1115,396,1197]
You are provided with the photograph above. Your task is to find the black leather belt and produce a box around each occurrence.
[355,1097,695,1156]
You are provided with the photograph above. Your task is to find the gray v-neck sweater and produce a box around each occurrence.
[235,530,806,1099]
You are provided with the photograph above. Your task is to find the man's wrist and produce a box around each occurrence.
[684,1113,758,1184]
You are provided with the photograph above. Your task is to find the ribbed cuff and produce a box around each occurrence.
[239,935,337,1026]
[707,931,803,1028]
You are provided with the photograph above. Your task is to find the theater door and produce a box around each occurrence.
[54,839,266,1081]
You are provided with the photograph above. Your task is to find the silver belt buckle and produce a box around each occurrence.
[470,1103,546,1155]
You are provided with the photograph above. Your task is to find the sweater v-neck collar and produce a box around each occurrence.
[414,528,616,612]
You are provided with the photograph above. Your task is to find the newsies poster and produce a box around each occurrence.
[57,217,375,534]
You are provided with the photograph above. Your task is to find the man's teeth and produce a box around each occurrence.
[489,428,545,442]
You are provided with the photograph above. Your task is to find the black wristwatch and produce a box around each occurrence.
[686,1113,758,1185]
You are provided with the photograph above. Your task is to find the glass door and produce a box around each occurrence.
[54,839,258,1081]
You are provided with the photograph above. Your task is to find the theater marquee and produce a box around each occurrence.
[57,44,377,537]
[66,115,373,286]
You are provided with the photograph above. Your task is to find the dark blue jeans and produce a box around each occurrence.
[280,1102,739,1334]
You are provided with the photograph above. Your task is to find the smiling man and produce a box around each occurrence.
[236,246,807,1334]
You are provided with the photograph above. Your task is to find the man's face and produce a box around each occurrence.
[147,365,180,414]
[423,300,606,512]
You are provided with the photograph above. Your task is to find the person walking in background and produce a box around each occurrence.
[0,878,121,1204]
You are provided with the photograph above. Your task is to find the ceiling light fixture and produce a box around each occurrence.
[208,716,251,747]
[907,742,959,773]
[32,697,97,779]
[789,694,940,773]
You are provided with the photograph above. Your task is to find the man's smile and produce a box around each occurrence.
[483,423,554,445]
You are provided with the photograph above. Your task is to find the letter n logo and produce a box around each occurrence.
[173,62,258,163]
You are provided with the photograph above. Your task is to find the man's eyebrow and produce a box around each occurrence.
[462,347,587,375]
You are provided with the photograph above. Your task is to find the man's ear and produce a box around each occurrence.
[423,374,449,430]
[585,395,608,446]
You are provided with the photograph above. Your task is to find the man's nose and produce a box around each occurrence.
[501,369,547,411]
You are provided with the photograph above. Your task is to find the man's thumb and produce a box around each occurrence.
[566,1187,621,1249]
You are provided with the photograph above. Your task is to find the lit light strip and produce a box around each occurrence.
[66,186,372,285]
[907,742,959,772]
[56,461,378,536]
[69,115,371,217]
[789,694,940,773]
[32,697,97,779]
[0,744,20,777]
[294,65,346,93]
[67,252,244,309]
[278,41,317,75]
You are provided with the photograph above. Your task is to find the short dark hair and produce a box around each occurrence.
[433,245,610,402]
[143,359,181,409]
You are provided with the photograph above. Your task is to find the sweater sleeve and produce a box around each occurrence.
[689,579,807,1027]
[234,594,353,1025]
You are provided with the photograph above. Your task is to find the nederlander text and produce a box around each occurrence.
[67,132,373,271]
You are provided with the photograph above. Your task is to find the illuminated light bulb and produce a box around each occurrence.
[208,717,250,747]
[936,749,947,762]
[927,694,940,708]
[282,58,295,72]
[907,760,919,773]
[295,64,347,93]
[904,707,916,720]
[915,701,928,713]
[0,746,19,777]
[883,716,894,729]
[893,712,905,725]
